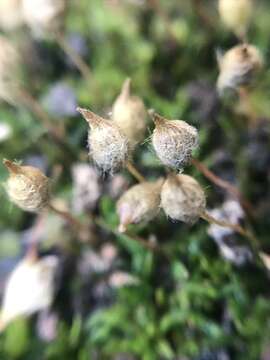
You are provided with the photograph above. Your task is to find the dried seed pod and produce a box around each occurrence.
[0,36,21,104]
[217,44,263,94]
[112,78,147,147]
[218,0,253,38]
[0,254,58,330]
[3,159,50,212]
[0,0,24,32]
[150,111,198,170]
[117,179,164,232]
[77,107,130,174]
[22,0,67,37]
[161,174,206,224]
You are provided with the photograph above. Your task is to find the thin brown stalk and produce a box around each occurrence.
[200,210,259,252]
[16,87,77,161]
[147,0,178,43]
[94,217,160,253]
[55,32,92,81]
[48,202,85,231]
[17,87,62,139]
[49,200,157,251]
[25,214,46,259]
[191,158,254,215]
[190,0,215,31]
[126,161,146,183]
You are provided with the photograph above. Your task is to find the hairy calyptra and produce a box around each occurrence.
[112,78,147,147]
[77,107,130,174]
[217,44,263,94]
[3,159,50,212]
[117,179,164,232]
[150,111,198,170]
[161,174,206,224]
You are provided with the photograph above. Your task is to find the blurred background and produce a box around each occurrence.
[0,0,270,359]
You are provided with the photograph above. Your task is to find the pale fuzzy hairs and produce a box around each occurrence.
[117,179,164,232]
[3,160,50,212]
[150,111,199,170]
[217,44,263,95]
[77,108,130,175]
[161,174,206,224]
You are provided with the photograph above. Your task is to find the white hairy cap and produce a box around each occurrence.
[218,0,253,38]
[217,44,263,94]
[150,111,198,170]
[77,108,130,174]
[22,0,66,36]
[112,78,147,147]
[0,0,24,32]
[0,36,21,104]
[0,254,58,331]
[117,179,164,232]
[161,174,206,224]
[4,160,50,212]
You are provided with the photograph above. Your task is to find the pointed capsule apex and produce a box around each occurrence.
[3,159,21,174]
[78,107,130,173]
[77,107,104,127]
[148,110,165,127]
[112,79,147,146]
[120,78,131,100]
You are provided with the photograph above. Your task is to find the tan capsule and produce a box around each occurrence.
[22,0,67,36]
[217,44,263,94]
[150,111,198,170]
[112,78,147,147]
[218,0,253,38]
[161,174,206,224]
[0,254,58,331]
[77,107,130,174]
[3,159,50,212]
[0,0,24,32]
[0,36,21,104]
[117,179,164,232]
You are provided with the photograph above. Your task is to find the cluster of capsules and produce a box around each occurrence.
[0,0,265,330]
[4,77,206,233]
[3,0,265,235]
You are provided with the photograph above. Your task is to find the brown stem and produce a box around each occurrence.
[55,32,92,81]
[190,0,214,31]
[49,201,157,251]
[147,0,178,43]
[16,87,77,161]
[126,161,146,183]
[48,202,85,230]
[17,87,62,138]
[200,210,259,251]
[94,217,159,253]
[191,158,254,216]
